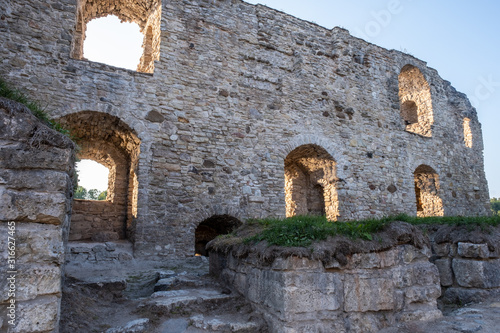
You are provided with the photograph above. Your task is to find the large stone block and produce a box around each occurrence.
[344,276,395,312]
[453,258,500,288]
[457,242,489,259]
[0,189,67,224]
[0,169,70,193]
[11,295,60,333]
[0,145,73,171]
[434,258,453,286]
[0,264,61,303]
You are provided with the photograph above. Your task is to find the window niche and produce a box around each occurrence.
[194,215,242,257]
[284,144,339,221]
[71,0,162,73]
[398,65,434,137]
[413,165,444,217]
[463,117,473,148]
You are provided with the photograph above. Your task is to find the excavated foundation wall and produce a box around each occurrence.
[210,245,442,333]
[0,98,75,332]
[0,0,491,258]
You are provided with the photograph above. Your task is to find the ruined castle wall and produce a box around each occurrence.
[0,98,75,332]
[0,0,490,259]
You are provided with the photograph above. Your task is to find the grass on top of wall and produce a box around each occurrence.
[0,77,72,137]
[243,214,500,248]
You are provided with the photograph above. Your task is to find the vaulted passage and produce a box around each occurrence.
[399,65,434,137]
[195,215,242,256]
[71,0,162,73]
[284,145,339,221]
[59,111,141,242]
[414,165,444,217]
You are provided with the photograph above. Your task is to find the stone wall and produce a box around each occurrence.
[0,0,491,258]
[0,98,75,332]
[210,245,442,333]
[432,239,500,305]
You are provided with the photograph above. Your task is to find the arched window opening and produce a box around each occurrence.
[71,0,162,73]
[284,144,339,221]
[59,112,141,243]
[75,159,110,201]
[83,16,143,71]
[413,165,444,217]
[464,118,473,148]
[398,65,434,137]
[195,215,242,257]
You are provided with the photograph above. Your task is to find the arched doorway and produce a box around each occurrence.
[284,144,339,221]
[194,215,242,256]
[59,111,141,242]
[413,165,444,217]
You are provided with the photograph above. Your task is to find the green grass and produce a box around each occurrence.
[244,214,500,248]
[0,77,72,137]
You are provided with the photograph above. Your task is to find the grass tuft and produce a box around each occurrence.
[244,214,500,247]
[0,77,72,137]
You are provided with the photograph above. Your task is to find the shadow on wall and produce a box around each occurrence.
[195,215,242,256]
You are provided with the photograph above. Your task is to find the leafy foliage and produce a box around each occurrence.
[245,214,500,248]
[0,77,73,137]
[491,198,500,216]
[74,186,107,201]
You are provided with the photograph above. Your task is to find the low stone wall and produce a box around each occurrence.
[432,239,500,304]
[0,98,75,332]
[211,244,442,333]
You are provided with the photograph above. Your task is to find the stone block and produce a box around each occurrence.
[457,242,489,259]
[0,145,72,171]
[14,295,60,333]
[0,223,64,265]
[271,256,323,271]
[0,169,69,193]
[344,276,395,312]
[404,285,441,304]
[0,189,67,224]
[434,258,453,286]
[453,259,500,288]
[432,242,450,257]
[349,249,396,269]
[411,262,440,286]
[0,264,61,303]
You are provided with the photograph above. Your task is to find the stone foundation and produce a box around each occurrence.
[0,98,75,332]
[432,240,500,304]
[210,244,442,333]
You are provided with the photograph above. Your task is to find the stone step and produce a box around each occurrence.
[139,288,236,315]
[188,314,264,332]
[154,273,224,292]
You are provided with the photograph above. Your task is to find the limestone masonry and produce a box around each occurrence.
[0,0,491,260]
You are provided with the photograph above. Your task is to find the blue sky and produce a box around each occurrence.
[83,0,500,198]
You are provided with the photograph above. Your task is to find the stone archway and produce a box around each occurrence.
[284,144,339,221]
[59,111,141,242]
[414,165,444,217]
[194,215,242,256]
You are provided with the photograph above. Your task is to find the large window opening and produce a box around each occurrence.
[72,0,162,73]
[75,159,110,200]
[284,144,339,221]
[194,215,242,257]
[413,165,444,217]
[83,16,143,71]
[59,111,141,242]
[398,65,434,137]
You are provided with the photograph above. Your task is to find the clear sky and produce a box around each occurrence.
[83,0,500,197]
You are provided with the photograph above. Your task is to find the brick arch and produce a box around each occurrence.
[59,111,141,242]
[284,144,340,221]
[71,0,162,73]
